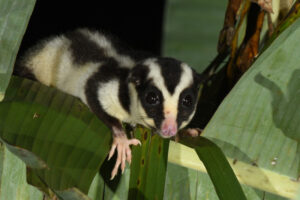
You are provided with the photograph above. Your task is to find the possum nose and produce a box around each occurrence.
[161,117,177,137]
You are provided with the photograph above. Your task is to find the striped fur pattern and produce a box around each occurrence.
[18,28,201,137]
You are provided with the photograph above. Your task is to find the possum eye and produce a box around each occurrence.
[182,94,193,107]
[145,91,160,105]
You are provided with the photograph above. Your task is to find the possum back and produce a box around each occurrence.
[16,29,137,104]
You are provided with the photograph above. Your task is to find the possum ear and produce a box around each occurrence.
[128,64,148,86]
[128,72,141,86]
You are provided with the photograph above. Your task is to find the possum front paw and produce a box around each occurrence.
[108,129,141,180]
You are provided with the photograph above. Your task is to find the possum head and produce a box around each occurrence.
[128,57,201,138]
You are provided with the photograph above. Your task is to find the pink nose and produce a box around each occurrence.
[161,118,177,137]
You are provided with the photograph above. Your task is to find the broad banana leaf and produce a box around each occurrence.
[164,161,289,200]
[0,0,35,101]
[0,76,111,199]
[0,76,246,200]
[0,143,43,200]
[178,136,246,200]
[295,190,300,200]
[202,14,300,199]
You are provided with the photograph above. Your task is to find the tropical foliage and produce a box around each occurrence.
[1,0,300,200]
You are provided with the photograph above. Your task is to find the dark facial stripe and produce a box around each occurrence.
[129,64,164,129]
[135,83,164,129]
[156,57,182,94]
[84,58,130,131]
[176,84,199,129]
[65,30,106,65]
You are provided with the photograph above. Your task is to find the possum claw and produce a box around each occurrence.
[109,135,141,180]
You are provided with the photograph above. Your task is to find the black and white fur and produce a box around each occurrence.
[16,28,202,179]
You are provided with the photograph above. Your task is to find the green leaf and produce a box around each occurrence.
[178,136,246,200]
[202,15,300,198]
[128,127,169,200]
[164,162,219,200]
[88,166,131,200]
[0,143,43,200]
[295,189,300,200]
[164,162,289,200]
[0,0,36,101]
[0,76,112,199]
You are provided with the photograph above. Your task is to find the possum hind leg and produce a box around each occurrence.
[108,127,141,180]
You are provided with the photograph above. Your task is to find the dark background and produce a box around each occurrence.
[18,1,166,57]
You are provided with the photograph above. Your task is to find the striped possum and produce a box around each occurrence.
[16,28,202,179]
